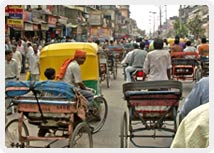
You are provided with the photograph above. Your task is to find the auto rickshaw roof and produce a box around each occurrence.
[41,42,98,54]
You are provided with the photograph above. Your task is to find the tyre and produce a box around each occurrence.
[5,119,29,148]
[113,63,117,80]
[87,96,108,134]
[120,112,128,148]
[106,67,110,88]
[69,122,93,148]
[194,67,201,82]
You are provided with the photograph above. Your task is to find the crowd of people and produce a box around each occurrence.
[5,34,209,148]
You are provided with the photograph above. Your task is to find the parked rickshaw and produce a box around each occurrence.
[121,80,182,148]
[39,42,108,134]
[5,81,92,148]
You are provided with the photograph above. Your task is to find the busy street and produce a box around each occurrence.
[5,5,209,149]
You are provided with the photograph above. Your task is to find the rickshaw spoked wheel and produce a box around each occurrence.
[113,62,117,80]
[69,122,93,148]
[87,96,108,134]
[120,111,128,148]
[5,119,30,148]
[106,68,110,88]
[194,67,201,82]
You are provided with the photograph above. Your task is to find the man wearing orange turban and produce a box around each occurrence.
[62,49,94,103]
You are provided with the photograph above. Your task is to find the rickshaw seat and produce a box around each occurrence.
[172,58,198,66]
[125,90,181,97]
[123,80,182,119]
[13,98,76,105]
[5,81,76,100]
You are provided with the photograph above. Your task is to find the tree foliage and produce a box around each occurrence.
[173,18,189,38]
[187,14,205,39]
[173,14,205,39]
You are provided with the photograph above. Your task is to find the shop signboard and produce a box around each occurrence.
[24,22,33,31]
[90,27,110,40]
[48,15,57,26]
[9,13,23,19]
[23,11,32,21]
[6,5,23,29]
[7,19,23,28]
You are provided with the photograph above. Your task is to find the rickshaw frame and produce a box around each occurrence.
[39,42,108,134]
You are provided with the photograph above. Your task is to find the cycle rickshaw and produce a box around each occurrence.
[99,50,111,88]
[5,81,92,148]
[171,52,200,81]
[106,45,124,80]
[39,42,108,134]
[121,80,182,148]
[198,52,209,79]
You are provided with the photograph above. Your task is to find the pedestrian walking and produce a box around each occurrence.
[29,44,40,81]
[11,44,22,79]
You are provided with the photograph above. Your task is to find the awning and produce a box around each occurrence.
[66,23,78,28]
[64,5,84,12]
[32,18,47,24]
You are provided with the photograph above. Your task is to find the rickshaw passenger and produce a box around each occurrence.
[171,103,209,148]
[170,39,183,53]
[197,37,209,57]
[44,67,56,80]
[179,77,209,121]
[38,67,56,137]
[61,49,94,103]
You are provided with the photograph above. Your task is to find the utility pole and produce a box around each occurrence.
[159,6,162,30]
[165,5,167,37]
[149,11,156,37]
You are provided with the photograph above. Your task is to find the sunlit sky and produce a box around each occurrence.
[130,5,180,34]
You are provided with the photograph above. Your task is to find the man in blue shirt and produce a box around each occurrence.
[179,77,209,121]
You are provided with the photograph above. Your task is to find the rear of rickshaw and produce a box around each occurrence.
[39,42,108,134]
[5,81,93,148]
[170,52,200,81]
[120,80,183,148]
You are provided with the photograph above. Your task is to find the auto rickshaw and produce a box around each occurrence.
[39,42,108,134]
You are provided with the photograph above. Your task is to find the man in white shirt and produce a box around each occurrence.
[62,49,94,103]
[143,38,171,81]
[5,50,19,84]
[29,44,40,81]
[11,44,22,79]
[26,42,34,66]
[16,39,26,73]
[183,40,196,59]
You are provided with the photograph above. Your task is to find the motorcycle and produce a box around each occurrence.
[131,68,145,82]
[122,63,144,82]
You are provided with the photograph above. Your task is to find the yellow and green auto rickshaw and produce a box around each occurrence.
[39,42,108,133]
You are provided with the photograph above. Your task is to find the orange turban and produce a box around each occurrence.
[74,49,86,58]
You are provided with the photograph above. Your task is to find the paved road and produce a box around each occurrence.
[6,66,194,148]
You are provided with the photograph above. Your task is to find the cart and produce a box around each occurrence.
[121,80,182,148]
[198,56,209,78]
[99,55,111,88]
[171,52,199,81]
[5,81,93,148]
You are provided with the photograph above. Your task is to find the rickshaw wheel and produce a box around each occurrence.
[5,119,30,148]
[69,122,93,148]
[87,96,108,134]
[120,112,128,148]
[106,68,110,88]
[113,63,117,80]
[194,67,201,82]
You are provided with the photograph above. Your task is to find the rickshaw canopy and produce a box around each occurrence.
[40,42,99,81]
